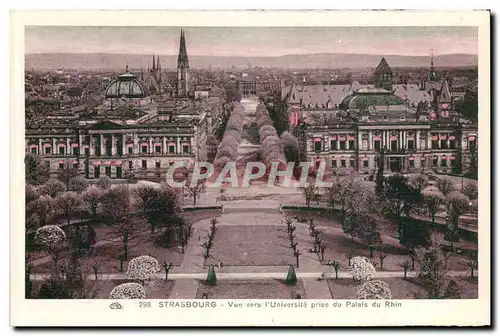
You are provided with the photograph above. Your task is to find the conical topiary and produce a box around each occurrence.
[285,265,297,285]
[205,264,217,285]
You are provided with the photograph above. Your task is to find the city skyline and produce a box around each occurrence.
[25,26,478,57]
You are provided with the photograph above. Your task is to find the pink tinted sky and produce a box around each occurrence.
[25,26,478,57]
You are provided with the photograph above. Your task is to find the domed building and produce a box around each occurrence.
[339,88,406,111]
[104,72,150,99]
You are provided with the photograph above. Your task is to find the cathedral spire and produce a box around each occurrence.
[178,29,189,68]
[152,53,156,72]
[429,50,436,82]
[157,54,161,70]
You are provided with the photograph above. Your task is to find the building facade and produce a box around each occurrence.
[26,30,220,182]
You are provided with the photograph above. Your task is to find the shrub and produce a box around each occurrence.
[109,282,146,299]
[40,179,66,198]
[34,225,66,251]
[356,280,392,299]
[205,264,217,285]
[96,176,112,190]
[68,177,89,194]
[126,255,161,282]
[350,256,376,281]
[285,265,297,285]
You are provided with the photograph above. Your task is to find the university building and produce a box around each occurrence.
[25,30,221,181]
[286,58,478,175]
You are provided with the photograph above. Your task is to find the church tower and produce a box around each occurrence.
[429,53,437,82]
[374,57,393,92]
[176,29,190,97]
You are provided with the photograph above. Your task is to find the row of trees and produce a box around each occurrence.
[255,103,286,169]
[213,102,245,170]
[260,89,290,136]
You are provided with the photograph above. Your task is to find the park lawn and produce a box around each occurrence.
[327,277,478,299]
[30,279,175,299]
[205,225,295,266]
[195,279,307,299]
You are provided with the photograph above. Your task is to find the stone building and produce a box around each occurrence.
[25,30,220,182]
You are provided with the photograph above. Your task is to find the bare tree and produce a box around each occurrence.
[185,181,207,206]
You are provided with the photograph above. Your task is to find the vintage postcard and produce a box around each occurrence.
[10,10,490,327]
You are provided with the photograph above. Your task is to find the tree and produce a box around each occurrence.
[423,191,444,225]
[66,224,96,257]
[185,181,207,206]
[25,185,39,203]
[410,174,428,192]
[205,264,217,285]
[436,178,455,197]
[346,248,356,266]
[135,185,181,234]
[126,255,161,286]
[330,261,341,280]
[416,247,459,299]
[346,213,382,257]
[40,179,66,198]
[96,176,112,190]
[56,192,81,226]
[34,225,67,275]
[162,261,174,281]
[466,258,478,278]
[399,260,411,279]
[100,186,136,261]
[281,132,300,167]
[224,83,242,102]
[356,280,392,299]
[445,191,470,248]
[109,282,146,299]
[293,249,302,268]
[382,174,423,219]
[350,256,376,281]
[81,187,102,217]
[25,153,49,185]
[377,249,388,270]
[26,195,55,229]
[285,265,297,285]
[25,255,34,298]
[68,177,89,194]
[398,218,432,269]
[463,183,478,200]
[298,185,319,208]
[58,165,79,191]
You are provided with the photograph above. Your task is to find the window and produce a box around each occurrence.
[59,146,65,155]
[391,140,398,151]
[128,147,133,154]
[73,147,79,155]
[374,140,381,151]
[141,160,147,169]
[330,140,337,150]
[407,140,414,150]
[349,159,355,168]
[59,162,64,169]
[441,158,448,167]
[94,166,100,179]
[183,145,189,154]
[409,159,415,168]
[314,141,322,152]
[432,140,439,149]
[449,140,456,149]
[363,160,369,168]
[469,139,477,150]
[155,161,161,168]
[141,146,148,154]
[331,160,337,168]
[31,147,37,154]
[169,145,175,153]
[128,161,133,169]
[348,140,355,150]
[432,157,438,167]
[440,140,448,149]
[339,141,346,150]
[155,145,161,153]
[105,166,111,177]
[451,158,456,167]
[341,160,346,167]
[73,163,78,169]
[421,158,426,168]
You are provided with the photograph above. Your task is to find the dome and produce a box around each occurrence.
[339,88,406,111]
[104,73,150,99]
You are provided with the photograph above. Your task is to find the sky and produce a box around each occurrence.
[25,26,478,57]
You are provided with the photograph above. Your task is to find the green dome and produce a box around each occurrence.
[339,88,406,111]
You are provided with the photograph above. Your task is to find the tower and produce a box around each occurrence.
[374,57,393,92]
[177,29,190,97]
[429,52,437,82]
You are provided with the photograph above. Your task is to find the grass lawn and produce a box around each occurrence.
[327,277,478,299]
[30,279,175,299]
[195,279,306,299]
[205,225,295,266]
